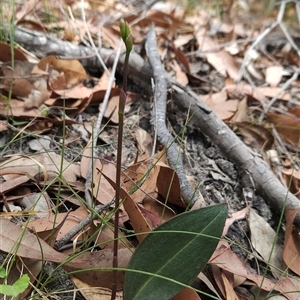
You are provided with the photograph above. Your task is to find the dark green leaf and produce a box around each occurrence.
[123,204,227,300]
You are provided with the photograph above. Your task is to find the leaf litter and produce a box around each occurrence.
[0,0,300,299]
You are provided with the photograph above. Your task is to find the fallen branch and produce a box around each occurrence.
[10,27,300,228]
[145,23,197,206]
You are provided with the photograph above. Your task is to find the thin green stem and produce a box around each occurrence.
[111,48,131,300]
[111,19,132,299]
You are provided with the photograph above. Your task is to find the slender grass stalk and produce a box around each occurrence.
[111,19,132,300]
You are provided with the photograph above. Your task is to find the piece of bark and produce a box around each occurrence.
[10,27,300,228]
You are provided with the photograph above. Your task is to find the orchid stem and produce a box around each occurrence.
[111,19,132,300]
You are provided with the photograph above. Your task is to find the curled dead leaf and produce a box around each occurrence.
[267,111,300,147]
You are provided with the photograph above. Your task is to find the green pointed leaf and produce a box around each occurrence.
[123,204,227,300]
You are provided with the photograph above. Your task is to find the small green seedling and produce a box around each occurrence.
[0,267,30,297]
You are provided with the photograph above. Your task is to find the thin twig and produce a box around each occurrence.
[54,200,114,251]
[264,68,300,113]
[80,0,110,76]
[84,45,121,207]
[239,1,286,81]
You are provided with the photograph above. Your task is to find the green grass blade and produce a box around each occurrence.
[123,204,227,300]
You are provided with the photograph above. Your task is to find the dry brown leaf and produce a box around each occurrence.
[225,84,291,102]
[0,217,76,263]
[17,19,46,33]
[231,96,249,123]
[195,29,240,80]
[282,168,300,180]
[15,0,39,21]
[89,69,113,100]
[72,276,123,300]
[197,272,222,298]
[172,59,189,86]
[0,99,44,118]
[0,175,30,194]
[172,288,201,300]
[0,187,32,206]
[100,93,137,124]
[0,61,51,108]
[53,84,95,99]
[142,196,175,224]
[211,264,225,297]
[81,149,116,204]
[0,218,132,289]
[93,223,131,249]
[234,122,274,151]
[122,161,159,204]
[102,95,120,123]
[65,248,132,289]
[122,150,184,210]
[134,128,153,158]
[202,90,238,120]
[63,22,76,42]
[289,106,300,118]
[173,33,194,48]
[248,208,285,278]
[121,162,140,185]
[0,120,8,131]
[265,65,283,87]
[46,18,98,42]
[70,94,94,116]
[283,209,300,276]
[156,163,186,208]
[125,10,188,36]
[223,207,249,236]
[172,45,191,73]
[27,206,89,243]
[257,87,290,101]
[101,171,152,242]
[0,152,80,183]
[282,168,300,197]
[123,193,153,242]
[93,224,116,249]
[38,55,87,85]
[102,26,122,50]
[90,87,120,105]
[211,242,299,300]
[221,270,239,300]
[0,41,28,62]
[138,202,163,228]
[267,111,300,147]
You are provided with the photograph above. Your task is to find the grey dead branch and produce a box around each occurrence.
[8,26,300,228]
[145,23,197,206]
